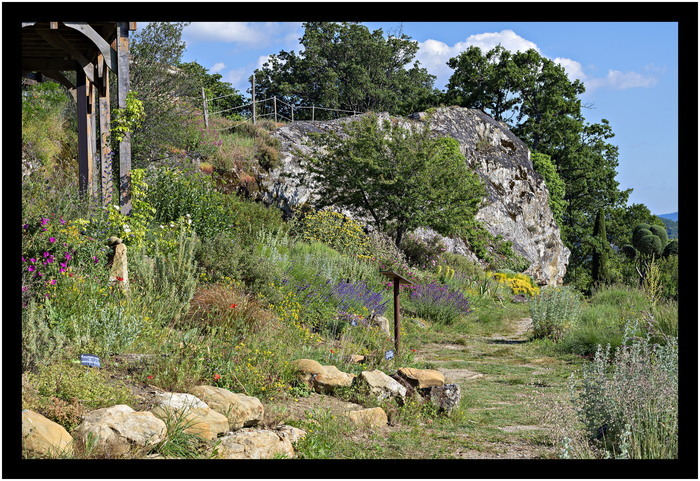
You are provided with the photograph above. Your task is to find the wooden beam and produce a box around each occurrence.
[76,69,91,196]
[62,22,118,72]
[129,22,137,31]
[97,61,113,206]
[22,58,81,71]
[116,22,131,215]
[87,79,98,199]
[35,29,95,83]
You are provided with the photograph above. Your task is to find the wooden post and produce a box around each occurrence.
[312,106,315,121]
[202,86,209,129]
[393,277,401,354]
[273,96,277,123]
[291,105,294,122]
[251,73,256,125]
[76,68,90,196]
[97,54,113,206]
[87,78,97,199]
[116,22,131,215]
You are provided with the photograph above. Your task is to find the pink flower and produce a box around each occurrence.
[30,258,36,263]
[27,266,35,272]
[40,218,49,225]
[48,279,57,285]
[49,237,56,243]
[64,253,72,260]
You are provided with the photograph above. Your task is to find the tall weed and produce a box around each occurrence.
[529,286,583,341]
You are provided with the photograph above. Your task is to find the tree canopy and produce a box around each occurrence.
[254,22,439,119]
[300,114,485,247]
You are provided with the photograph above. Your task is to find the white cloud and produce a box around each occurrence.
[587,69,659,91]
[184,22,302,47]
[553,57,587,82]
[460,29,540,54]
[224,68,248,87]
[209,62,226,74]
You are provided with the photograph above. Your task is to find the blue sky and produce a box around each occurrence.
[177,21,679,216]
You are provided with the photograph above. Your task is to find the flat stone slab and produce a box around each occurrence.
[437,368,484,383]
[498,425,546,433]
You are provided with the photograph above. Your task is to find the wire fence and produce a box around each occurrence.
[203,90,363,130]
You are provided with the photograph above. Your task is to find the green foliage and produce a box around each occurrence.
[255,22,438,117]
[529,286,583,342]
[27,361,134,411]
[301,114,485,247]
[575,328,677,458]
[591,209,611,289]
[662,239,678,257]
[530,152,566,227]
[400,234,446,269]
[111,92,146,143]
[22,301,68,372]
[296,210,372,258]
[658,217,678,239]
[129,228,199,326]
[178,60,244,120]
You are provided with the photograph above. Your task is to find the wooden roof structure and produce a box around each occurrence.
[21,22,136,214]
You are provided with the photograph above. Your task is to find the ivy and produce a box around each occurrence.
[112,92,146,143]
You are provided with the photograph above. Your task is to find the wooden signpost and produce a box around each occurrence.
[379,270,414,355]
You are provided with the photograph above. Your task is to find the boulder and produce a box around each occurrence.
[511,294,528,303]
[347,354,366,364]
[265,107,570,285]
[216,427,300,459]
[353,370,406,402]
[292,359,355,393]
[72,405,166,456]
[371,316,391,336]
[429,384,462,414]
[276,425,307,444]
[150,393,229,440]
[312,365,355,393]
[345,407,388,430]
[188,385,264,430]
[396,367,445,390]
[22,410,73,458]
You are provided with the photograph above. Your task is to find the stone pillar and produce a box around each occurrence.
[107,236,129,291]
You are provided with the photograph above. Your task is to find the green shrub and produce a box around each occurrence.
[296,210,372,258]
[529,286,583,342]
[400,233,445,269]
[441,252,483,280]
[22,301,68,372]
[575,326,677,459]
[129,229,199,326]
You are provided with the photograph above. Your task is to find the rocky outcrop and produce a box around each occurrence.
[216,426,302,459]
[265,107,569,285]
[291,359,356,393]
[150,393,229,440]
[188,386,264,430]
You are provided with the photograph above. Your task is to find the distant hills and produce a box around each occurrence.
[657,212,678,221]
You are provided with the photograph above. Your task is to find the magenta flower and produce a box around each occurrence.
[28,266,35,272]
[92,256,99,264]
[60,262,67,268]
[64,253,72,260]
[21,286,28,292]
[30,258,36,263]
[59,268,67,273]
[49,237,56,243]
[22,224,29,230]
[40,218,49,225]
[43,252,51,258]
[48,279,57,285]
[36,272,44,277]
[21,256,26,262]
[59,218,66,225]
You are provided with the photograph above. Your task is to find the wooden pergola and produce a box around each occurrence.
[21,21,136,214]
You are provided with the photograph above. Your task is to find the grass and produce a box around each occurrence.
[20,94,678,460]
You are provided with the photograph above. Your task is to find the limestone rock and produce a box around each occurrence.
[345,407,388,430]
[396,367,445,390]
[348,354,366,364]
[151,393,228,440]
[189,385,263,430]
[511,294,528,303]
[73,405,165,456]
[265,107,569,285]
[313,365,355,393]
[292,359,355,393]
[371,316,391,336]
[353,370,406,402]
[276,425,307,444]
[429,384,462,414]
[216,428,297,459]
[22,410,73,458]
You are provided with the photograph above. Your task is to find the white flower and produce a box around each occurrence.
[113,205,120,211]
[123,224,131,233]
[159,225,165,229]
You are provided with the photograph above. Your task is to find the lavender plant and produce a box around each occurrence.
[409,282,472,324]
[331,281,389,318]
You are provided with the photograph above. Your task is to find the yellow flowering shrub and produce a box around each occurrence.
[492,271,540,296]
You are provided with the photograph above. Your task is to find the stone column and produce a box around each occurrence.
[107,236,129,291]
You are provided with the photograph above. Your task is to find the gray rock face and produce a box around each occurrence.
[264,107,569,285]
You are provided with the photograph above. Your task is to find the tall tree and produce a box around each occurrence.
[300,114,485,246]
[178,61,244,120]
[591,208,610,288]
[130,22,198,164]
[254,22,438,119]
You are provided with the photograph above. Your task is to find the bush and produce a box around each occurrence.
[399,233,446,269]
[492,271,540,296]
[408,282,472,324]
[529,286,583,341]
[575,326,677,458]
[296,210,372,258]
[22,301,67,372]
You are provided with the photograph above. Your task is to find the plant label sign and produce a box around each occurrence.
[350,319,358,327]
[384,350,395,360]
[80,354,101,368]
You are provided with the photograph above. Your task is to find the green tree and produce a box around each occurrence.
[623,223,670,282]
[177,61,244,119]
[254,22,438,119]
[530,152,566,226]
[130,22,198,164]
[300,114,485,246]
[591,208,611,289]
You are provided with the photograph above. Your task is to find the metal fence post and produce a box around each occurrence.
[252,73,256,125]
[274,96,277,123]
[202,86,209,129]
